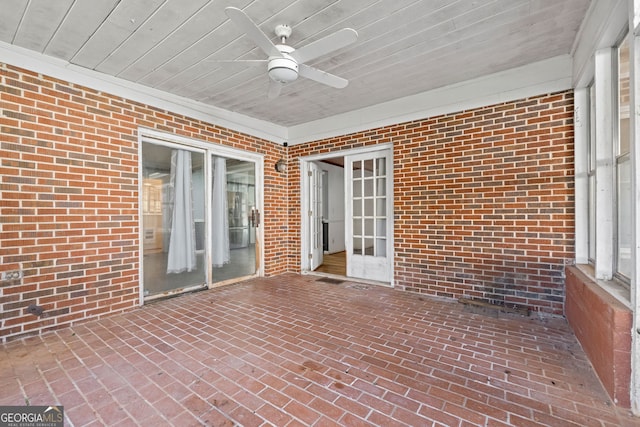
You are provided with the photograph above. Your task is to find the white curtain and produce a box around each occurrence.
[212,156,230,267]
[166,150,197,273]
[162,182,171,252]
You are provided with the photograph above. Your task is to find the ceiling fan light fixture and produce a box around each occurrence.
[224,7,357,96]
[268,56,298,83]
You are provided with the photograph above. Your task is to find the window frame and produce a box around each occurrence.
[587,81,596,265]
[614,30,631,284]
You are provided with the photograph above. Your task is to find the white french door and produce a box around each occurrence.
[309,162,324,270]
[345,149,393,283]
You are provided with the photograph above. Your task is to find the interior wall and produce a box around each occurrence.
[0,63,287,341]
[289,91,575,315]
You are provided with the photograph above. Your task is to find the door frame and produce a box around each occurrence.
[138,128,265,305]
[299,143,394,285]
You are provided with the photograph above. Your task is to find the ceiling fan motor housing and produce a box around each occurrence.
[268,45,298,83]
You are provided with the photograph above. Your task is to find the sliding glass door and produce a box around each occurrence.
[141,142,207,298]
[141,136,261,300]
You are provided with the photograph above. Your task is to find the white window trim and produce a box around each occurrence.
[574,87,590,264]
[594,48,617,280]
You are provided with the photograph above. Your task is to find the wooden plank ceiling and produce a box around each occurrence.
[1,0,590,127]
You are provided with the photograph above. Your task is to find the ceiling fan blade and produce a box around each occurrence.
[225,7,281,57]
[204,59,267,68]
[290,28,358,64]
[298,64,348,89]
[268,80,283,99]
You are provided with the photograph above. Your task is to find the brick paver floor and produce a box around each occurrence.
[1,273,638,426]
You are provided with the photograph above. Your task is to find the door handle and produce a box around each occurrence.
[250,209,260,227]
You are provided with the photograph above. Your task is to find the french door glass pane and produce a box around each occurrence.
[376,178,386,196]
[365,218,374,235]
[353,218,362,236]
[353,179,362,197]
[364,238,374,255]
[364,178,374,197]
[364,159,374,172]
[376,199,386,216]
[350,154,388,259]
[376,157,386,176]
[364,198,373,214]
[354,199,362,216]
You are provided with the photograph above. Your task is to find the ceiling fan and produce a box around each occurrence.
[222,7,358,99]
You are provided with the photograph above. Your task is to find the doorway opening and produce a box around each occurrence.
[300,145,393,285]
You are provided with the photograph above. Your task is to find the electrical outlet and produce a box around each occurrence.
[1,270,22,280]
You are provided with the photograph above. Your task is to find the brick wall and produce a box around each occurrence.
[289,91,575,315]
[565,266,632,407]
[0,60,574,341]
[0,64,286,341]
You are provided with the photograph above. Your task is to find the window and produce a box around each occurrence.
[581,30,634,288]
[616,33,631,280]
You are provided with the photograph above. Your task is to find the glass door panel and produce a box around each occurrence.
[141,141,206,298]
[212,156,257,283]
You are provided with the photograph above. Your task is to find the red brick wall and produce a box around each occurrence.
[1,61,574,341]
[0,64,286,341]
[289,91,575,315]
[565,266,632,407]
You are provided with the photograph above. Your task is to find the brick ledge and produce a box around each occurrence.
[565,266,632,408]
